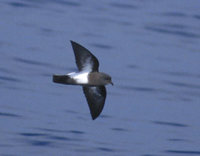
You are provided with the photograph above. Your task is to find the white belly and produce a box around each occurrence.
[67,72,89,84]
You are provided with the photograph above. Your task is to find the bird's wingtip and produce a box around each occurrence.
[70,40,77,45]
[92,115,97,120]
[91,112,100,120]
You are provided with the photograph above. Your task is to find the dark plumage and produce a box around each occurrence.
[53,41,113,120]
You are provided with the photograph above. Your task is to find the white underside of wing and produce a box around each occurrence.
[82,57,93,72]
[67,72,89,84]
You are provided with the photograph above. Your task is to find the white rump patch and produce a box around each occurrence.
[67,72,89,84]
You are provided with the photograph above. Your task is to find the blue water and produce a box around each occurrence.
[1,0,200,155]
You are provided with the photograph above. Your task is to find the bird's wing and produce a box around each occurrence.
[82,86,106,120]
[71,41,99,72]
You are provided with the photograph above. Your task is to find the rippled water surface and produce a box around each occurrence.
[1,0,200,155]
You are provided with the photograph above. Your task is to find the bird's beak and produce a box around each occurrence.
[110,81,114,86]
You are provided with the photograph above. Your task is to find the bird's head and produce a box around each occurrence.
[101,73,113,86]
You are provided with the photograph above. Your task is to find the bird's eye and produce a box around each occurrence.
[105,77,110,80]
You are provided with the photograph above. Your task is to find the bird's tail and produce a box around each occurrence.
[53,74,75,85]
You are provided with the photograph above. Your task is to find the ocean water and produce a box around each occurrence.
[0,0,200,155]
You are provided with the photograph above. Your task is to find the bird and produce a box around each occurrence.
[53,41,113,120]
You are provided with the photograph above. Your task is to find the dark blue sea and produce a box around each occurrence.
[1,0,200,155]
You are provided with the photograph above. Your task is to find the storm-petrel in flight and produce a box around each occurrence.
[53,41,113,120]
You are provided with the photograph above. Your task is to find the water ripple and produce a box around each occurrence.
[0,76,21,83]
[54,0,81,7]
[193,15,200,20]
[165,81,200,90]
[163,23,187,29]
[165,150,200,155]
[0,112,21,118]
[22,0,81,7]
[127,64,139,69]
[90,43,113,50]
[97,147,115,152]
[145,25,200,38]
[7,2,32,8]
[168,138,186,142]
[152,121,188,128]
[39,27,54,36]
[119,85,158,93]
[142,154,159,156]
[26,140,52,147]
[35,127,85,135]
[111,127,128,132]
[47,135,71,141]
[13,57,66,70]
[163,71,200,79]
[99,114,112,119]
[46,134,82,142]
[35,128,68,133]
[20,133,47,137]
[0,67,13,74]
[0,154,16,156]
[13,57,51,67]
[18,130,84,147]
[109,2,137,10]
[69,130,84,134]
[162,12,187,17]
